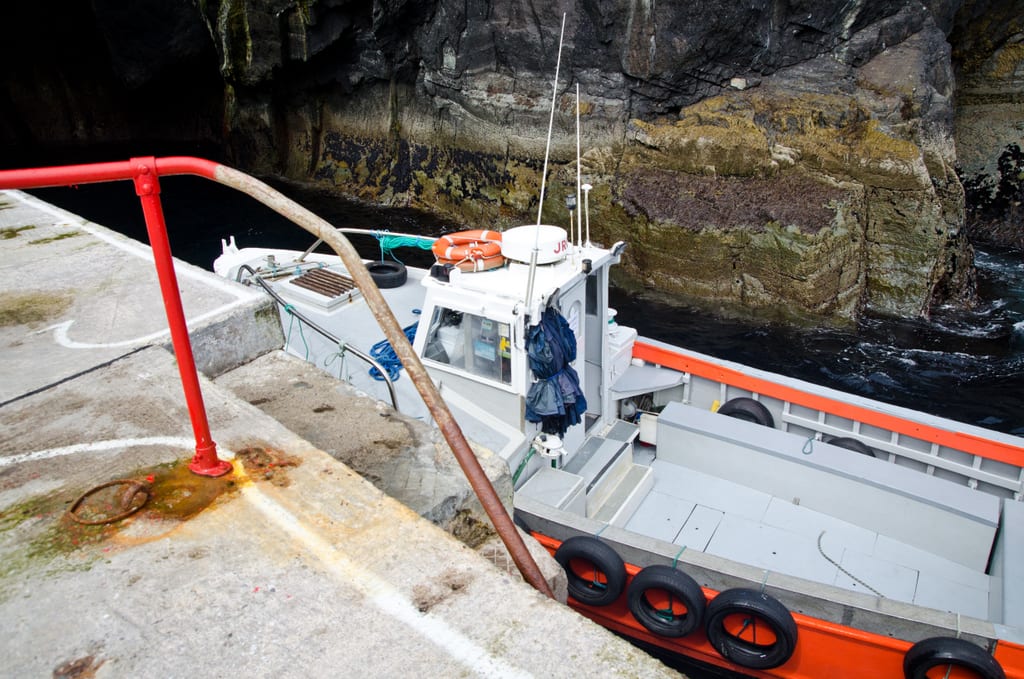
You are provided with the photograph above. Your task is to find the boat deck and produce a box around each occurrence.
[628,446,992,619]
[238,250,1007,630]
[269,261,431,412]
[264,261,527,457]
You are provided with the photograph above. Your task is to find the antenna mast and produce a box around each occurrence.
[525,13,567,317]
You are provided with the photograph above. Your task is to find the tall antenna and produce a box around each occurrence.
[525,12,567,316]
[582,182,592,245]
[575,82,582,248]
[535,13,566,227]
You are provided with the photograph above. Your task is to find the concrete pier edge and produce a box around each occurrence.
[0,189,682,677]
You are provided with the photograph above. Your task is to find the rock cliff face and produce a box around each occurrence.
[951,0,1024,250]
[1,1,1019,321]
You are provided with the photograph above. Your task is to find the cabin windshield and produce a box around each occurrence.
[421,306,512,384]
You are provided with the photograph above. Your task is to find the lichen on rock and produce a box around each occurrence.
[5,0,1018,322]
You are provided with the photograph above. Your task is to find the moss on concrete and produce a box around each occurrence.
[28,231,81,245]
[1,225,35,239]
[0,291,72,328]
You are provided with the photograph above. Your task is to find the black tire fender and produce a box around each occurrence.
[903,637,1005,679]
[627,564,707,638]
[367,260,408,289]
[704,588,798,670]
[553,536,626,607]
[827,436,877,458]
[717,397,775,428]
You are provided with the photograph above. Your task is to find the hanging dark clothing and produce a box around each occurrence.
[525,307,587,436]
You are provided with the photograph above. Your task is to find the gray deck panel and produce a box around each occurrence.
[914,572,990,619]
[641,454,993,616]
[873,534,992,591]
[706,514,841,585]
[674,504,722,551]
[650,459,772,522]
[623,490,695,543]
[835,549,919,601]
[762,497,879,556]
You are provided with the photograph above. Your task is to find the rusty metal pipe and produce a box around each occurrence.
[208,165,555,599]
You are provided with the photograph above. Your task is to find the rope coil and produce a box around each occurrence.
[368,318,419,381]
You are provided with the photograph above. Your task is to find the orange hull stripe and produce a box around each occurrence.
[534,533,1024,678]
[632,340,1024,467]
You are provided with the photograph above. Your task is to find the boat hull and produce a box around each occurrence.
[531,533,1024,679]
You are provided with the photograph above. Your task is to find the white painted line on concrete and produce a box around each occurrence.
[3,434,532,676]
[0,436,215,468]
[240,482,533,679]
[40,299,253,349]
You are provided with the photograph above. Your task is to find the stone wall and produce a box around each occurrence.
[206,0,973,320]
[1,0,1019,321]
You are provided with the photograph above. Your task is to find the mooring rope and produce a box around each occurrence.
[283,303,309,361]
[373,231,434,263]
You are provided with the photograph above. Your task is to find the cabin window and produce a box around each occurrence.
[422,306,512,384]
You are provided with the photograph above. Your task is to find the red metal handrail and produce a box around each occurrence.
[0,157,230,476]
[0,157,555,598]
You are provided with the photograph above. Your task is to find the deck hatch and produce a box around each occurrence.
[289,268,358,299]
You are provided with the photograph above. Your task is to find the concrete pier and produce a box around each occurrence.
[0,190,680,677]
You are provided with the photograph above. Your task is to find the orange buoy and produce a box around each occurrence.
[432,230,505,272]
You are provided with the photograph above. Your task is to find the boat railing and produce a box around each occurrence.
[234,264,399,410]
[635,340,1024,501]
[778,404,1024,498]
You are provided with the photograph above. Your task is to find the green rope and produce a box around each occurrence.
[324,342,348,380]
[803,437,815,455]
[655,547,690,622]
[655,600,677,621]
[283,304,309,361]
[374,231,435,262]
[512,446,537,485]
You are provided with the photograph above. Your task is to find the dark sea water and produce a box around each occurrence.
[610,246,1024,437]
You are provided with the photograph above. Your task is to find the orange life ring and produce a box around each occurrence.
[452,253,505,273]
[432,230,504,272]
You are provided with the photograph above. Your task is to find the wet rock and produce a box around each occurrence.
[951,0,1024,250]
[2,0,1020,318]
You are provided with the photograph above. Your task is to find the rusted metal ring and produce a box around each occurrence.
[66,479,152,526]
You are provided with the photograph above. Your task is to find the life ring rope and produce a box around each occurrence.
[432,230,504,272]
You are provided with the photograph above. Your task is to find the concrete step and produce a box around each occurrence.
[592,463,654,526]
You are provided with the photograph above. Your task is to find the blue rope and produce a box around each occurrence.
[368,316,419,381]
